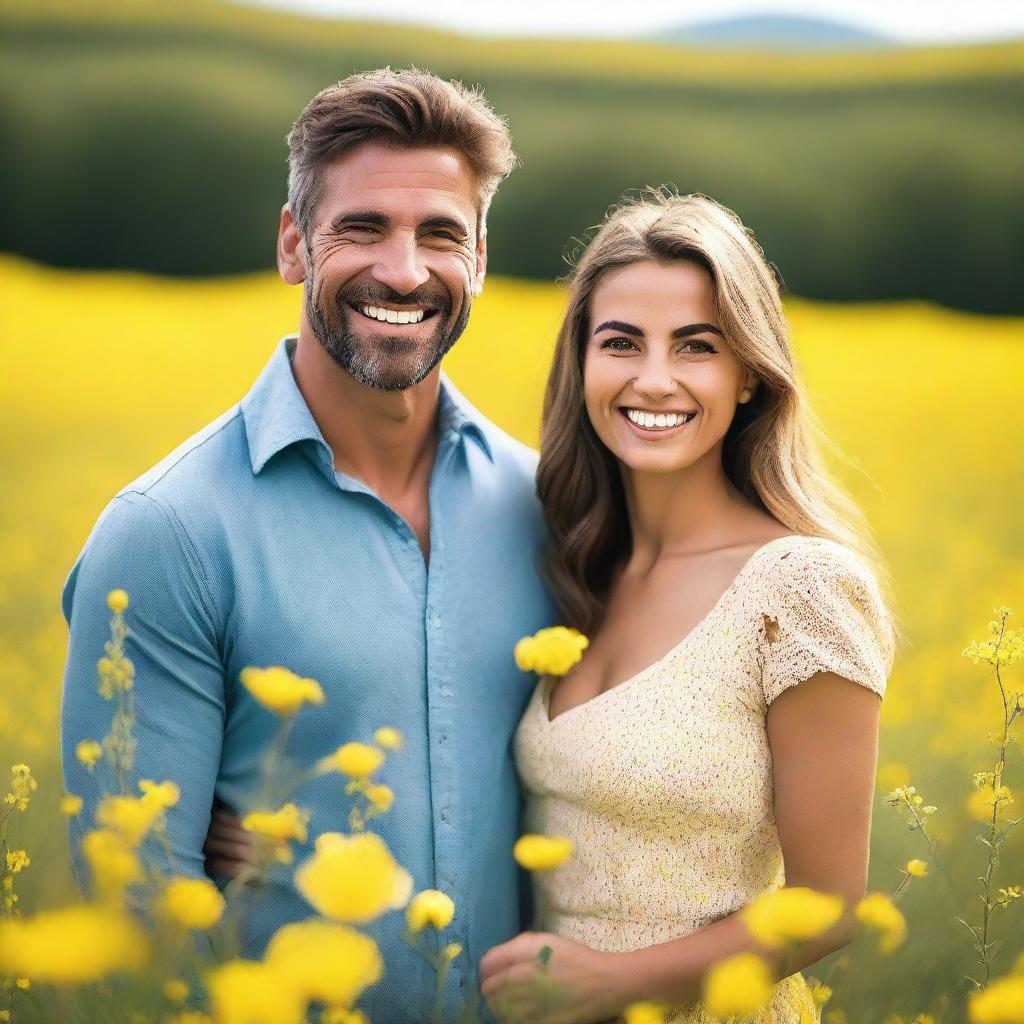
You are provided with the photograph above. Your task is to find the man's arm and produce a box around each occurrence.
[61,490,227,893]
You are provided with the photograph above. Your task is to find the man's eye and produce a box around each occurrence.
[427,231,463,242]
[600,338,636,352]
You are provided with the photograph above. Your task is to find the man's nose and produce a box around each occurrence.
[371,236,430,295]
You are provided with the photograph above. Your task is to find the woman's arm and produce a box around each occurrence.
[479,671,881,1019]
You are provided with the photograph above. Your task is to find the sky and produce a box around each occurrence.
[236,0,1024,45]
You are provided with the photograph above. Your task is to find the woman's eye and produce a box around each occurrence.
[681,340,716,354]
[600,338,636,352]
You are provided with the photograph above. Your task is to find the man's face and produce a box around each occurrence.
[298,141,486,391]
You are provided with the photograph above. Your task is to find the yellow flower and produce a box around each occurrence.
[913,1015,936,1024]
[81,828,144,897]
[242,803,309,861]
[96,793,164,846]
[373,727,404,751]
[809,980,833,1008]
[14,979,28,990]
[319,742,385,779]
[239,666,324,716]
[624,1002,670,1024]
[703,952,774,1017]
[164,978,190,1002]
[741,887,844,948]
[139,778,181,809]
[968,974,1024,1023]
[5,850,30,874]
[443,942,462,962]
[265,919,383,1009]
[0,904,147,983]
[168,1014,212,1024]
[106,589,129,613]
[906,859,929,878]
[406,889,455,932]
[60,794,83,816]
[157,877,226,930]
[205,959,305,1024]
[4,764,37,812]
[513,834,574,871]
[855,892,907,952]
[295,831,412,924]
[514,626,589,677]
[322,1011,369,1024]
[968,785,1015,823]
[365,783,394,814]
[75,739,103,770]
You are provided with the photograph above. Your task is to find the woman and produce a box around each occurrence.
[477,191,894,1023]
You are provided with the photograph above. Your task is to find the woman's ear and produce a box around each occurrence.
[277,205,306,286]
[738,376,759,404]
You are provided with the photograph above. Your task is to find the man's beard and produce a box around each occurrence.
[306,276,470,392]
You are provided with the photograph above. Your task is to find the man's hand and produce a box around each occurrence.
[479,931,632,1024]
[202,797,259,880]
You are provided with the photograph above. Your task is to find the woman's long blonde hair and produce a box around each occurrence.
[537,189,889,634]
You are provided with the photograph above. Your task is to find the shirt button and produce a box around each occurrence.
[439,686,452,698]
[440,808,450,822]
[439,732,448,744]
[429,611,442,629]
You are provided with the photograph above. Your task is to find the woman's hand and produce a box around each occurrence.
[479,931,633,1024]
[202,797,260,880]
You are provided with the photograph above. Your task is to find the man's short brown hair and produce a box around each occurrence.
[286,67,517,240]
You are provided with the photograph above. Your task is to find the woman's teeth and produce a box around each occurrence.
[358,305,427,325]
[624,409,696,430]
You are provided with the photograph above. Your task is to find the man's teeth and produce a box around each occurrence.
[624,409,696,430]
[359,305,427,325]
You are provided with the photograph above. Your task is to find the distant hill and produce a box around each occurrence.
[657,14,893,51]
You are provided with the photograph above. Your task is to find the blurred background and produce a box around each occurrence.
[1,1,1023,1021]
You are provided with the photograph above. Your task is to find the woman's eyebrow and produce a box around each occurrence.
[673,322,725,339]
[593,319,643,337]
[592,319,724,338]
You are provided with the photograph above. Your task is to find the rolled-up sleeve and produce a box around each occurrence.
[60,490,226,894]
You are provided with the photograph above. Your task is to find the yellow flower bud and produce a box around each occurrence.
[513,834,574,871]
[320,742,385,779]
[373,727,404,751]
[75,739,103,771]
[106,589,129,613]
[406,889,455,932]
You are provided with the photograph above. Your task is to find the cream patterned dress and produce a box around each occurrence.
[513,535,894,1023]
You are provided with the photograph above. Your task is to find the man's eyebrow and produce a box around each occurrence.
[330,212,390,230]
[419,215,471,235]
[328,212,470,234]
[592,319,725,338]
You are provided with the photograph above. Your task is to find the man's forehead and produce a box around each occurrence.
[320,142,478,213]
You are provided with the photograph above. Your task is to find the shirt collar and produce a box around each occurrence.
[241,336,493,475]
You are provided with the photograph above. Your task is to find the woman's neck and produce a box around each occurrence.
[620,447,754,574]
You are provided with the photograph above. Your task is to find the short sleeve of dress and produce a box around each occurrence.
[757,539,894,706]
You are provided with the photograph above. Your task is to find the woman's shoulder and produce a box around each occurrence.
[748,533,879,585]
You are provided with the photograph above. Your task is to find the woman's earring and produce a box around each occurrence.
[739,388,753,404]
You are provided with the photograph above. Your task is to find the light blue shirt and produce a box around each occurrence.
[61,335,558,1022]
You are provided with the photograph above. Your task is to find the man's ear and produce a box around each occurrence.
[472,226,488,297]
[277,205,307,286]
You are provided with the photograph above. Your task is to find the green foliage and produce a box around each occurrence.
[1,0,1022,312]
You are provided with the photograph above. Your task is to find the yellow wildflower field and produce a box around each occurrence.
[1,253,1022,1018]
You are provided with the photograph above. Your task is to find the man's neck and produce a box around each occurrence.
[290,331,442,501]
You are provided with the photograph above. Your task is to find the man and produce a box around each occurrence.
[61,68,557,1022]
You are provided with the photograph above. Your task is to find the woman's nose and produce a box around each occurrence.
[632,356,678,400]
[371,236,430,295]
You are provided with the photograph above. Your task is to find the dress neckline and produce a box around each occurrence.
[542,534,810,725]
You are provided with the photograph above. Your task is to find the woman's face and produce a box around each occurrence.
[583,259,753,477]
